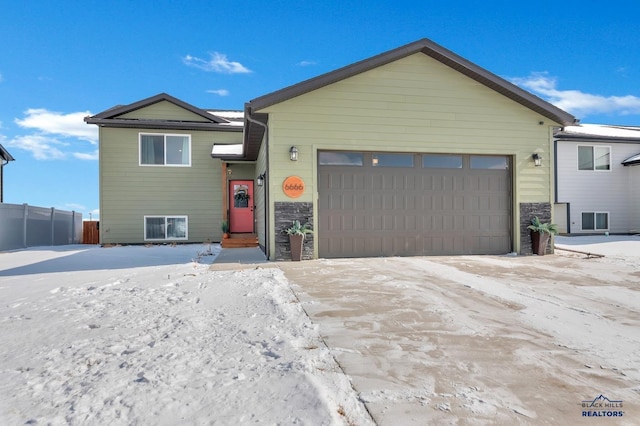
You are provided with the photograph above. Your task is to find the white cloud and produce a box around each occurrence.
[207,89,230,96]
[296,60,317,67]
[511,72,640,118]
[73,150,99,160]
[7,109,99,161]
[6,134,66,160]
[15,109,98,144]
[183,52,251,74]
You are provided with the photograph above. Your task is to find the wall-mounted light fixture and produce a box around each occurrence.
[289,146,298,161]
[227,168,233,175]
[532,153,541,167]
[256,173,266,186]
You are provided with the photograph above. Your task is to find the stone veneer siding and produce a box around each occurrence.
[519,202,553,255]
[274,202,314,261]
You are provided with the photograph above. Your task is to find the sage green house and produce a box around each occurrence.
[85,93,244,245]
[87,38,576,259]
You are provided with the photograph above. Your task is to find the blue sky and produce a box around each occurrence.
[1,0,639,219]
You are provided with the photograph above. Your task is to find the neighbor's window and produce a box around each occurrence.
[372,153,414,167]
[140,134,191,166]
[581,212,608,230]
[422,154,463,169]
[144,216,188,240]
[578,146,610,171]
[318,151,364,166]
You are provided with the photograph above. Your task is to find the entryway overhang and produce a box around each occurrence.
[211,143,244,159]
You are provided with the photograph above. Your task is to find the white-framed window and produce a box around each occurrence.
[581,212,609,231]
[140,133,191,166]
[578,145,610,171]
[144,216,188,240]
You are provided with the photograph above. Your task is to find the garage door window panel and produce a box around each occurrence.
[423,154,463,169]
[372,153,414,167]
[470,156,509,169]
[319,152,364,166]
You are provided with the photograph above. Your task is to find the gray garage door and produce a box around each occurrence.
[318,151,512,258]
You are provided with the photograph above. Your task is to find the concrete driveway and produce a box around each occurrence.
[278,246,640,425]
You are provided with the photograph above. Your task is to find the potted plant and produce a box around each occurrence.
[284,220,313,261]
[528,216,558,255]
[221,220,230,239]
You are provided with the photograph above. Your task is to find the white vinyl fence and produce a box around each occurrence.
[0,203,82,251]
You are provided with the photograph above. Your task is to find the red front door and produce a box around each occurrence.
[229,180,254,233]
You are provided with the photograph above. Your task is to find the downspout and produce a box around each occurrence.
[553,134,570,233]
[245,108,270,260]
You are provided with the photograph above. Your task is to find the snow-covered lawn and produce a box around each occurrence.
[0,244,371,425]
[2,236,639,425]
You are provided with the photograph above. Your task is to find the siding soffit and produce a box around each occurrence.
[84,93,242,132]
[246,38,577,127]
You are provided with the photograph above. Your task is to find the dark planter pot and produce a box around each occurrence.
[531,231,551,255]
[289,234,304,261]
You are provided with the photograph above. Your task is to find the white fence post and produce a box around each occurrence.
[50,207,55,246]
[22,203,28,248]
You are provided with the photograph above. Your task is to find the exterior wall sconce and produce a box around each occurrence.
[227,168,233,175]
[289,146,298,161]
[532,153,542,167]
[256,173,265,186]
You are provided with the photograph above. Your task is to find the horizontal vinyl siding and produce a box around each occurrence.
[557,141,640,233]
[260,53,558,256]
[631,170,640,232]
[100,127,240,244]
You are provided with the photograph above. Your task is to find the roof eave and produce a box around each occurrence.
[0,144,15,162]
[555,133,640,144]
[248,38,576,126]
[210,153,247,161]
[84,117,243,132]
[88,93,231,124]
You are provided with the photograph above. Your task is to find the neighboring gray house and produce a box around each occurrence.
[0,143,15,203]
[555,124,640,234]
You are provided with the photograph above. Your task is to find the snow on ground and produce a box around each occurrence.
[555,234,640,262]
[2,237,638,425]
[0,244,371,425]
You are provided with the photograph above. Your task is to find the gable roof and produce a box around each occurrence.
[246,38,577,126]
[85,93,242,132]
[555,124,640,142]
[0,143,15,163]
